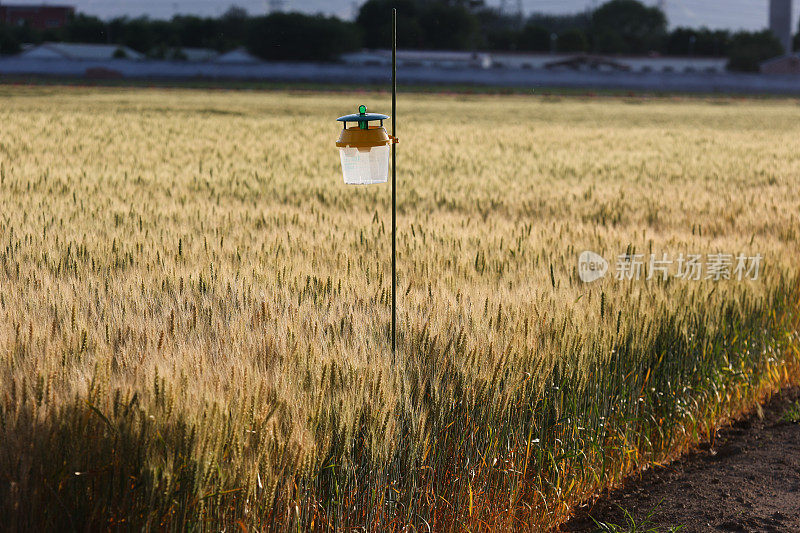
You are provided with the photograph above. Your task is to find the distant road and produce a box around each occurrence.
[2,57,800,95]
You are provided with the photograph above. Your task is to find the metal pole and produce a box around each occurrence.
[391,8,397,356]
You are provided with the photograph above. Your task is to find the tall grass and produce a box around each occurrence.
[0,87,798,530]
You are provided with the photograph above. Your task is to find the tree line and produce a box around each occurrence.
[1,0,795,71]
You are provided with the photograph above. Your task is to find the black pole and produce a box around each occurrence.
[391,8,397,356]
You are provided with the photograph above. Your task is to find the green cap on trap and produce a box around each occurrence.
[337,105,390,130]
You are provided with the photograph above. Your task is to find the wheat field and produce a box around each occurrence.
[0,86,799,530]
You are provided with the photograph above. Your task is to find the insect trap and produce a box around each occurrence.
[335,105,396,185]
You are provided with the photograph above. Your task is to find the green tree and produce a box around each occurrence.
[357,0,425,49]
[471,6,517,50]
[218,6,249,50]
[591,0,666,54]
[61,14,108,43]
[0,26,22,56]
[357,0,481,50]
[483,26,519,51]
[527,12,592,35]
[171,16,224,50]
[557,28,589,52]
[727,30,784,71]
[665,27,730,57]
[419,2,480,49]
[246,13,361,61]
[0,20,41,49]
[108,17,158,54]
[517,24,551,52]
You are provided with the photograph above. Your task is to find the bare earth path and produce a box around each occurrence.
[560,387,800,533]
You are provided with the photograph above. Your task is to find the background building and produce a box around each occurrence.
[0,4,75,30]
[761,52,800,73]
[341,50,727,74]
[19,42,143,61]
[769,0,793,54]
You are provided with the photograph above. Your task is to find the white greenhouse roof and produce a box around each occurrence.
[213,48,262,64]
[174,48,219,62]
[19,42,144,61]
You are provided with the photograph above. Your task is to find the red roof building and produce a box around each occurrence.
[761,53,800,75]
[0,4,75,30]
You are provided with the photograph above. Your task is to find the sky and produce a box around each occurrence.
[17,1,795,31]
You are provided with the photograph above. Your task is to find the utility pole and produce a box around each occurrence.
[391,8,397,358]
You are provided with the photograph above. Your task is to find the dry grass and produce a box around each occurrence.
[0,87,799,530]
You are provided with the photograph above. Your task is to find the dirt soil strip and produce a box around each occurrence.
[559,387,800,533]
